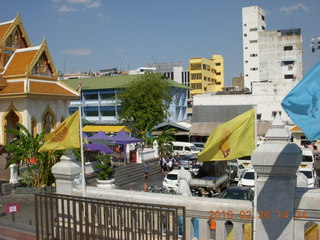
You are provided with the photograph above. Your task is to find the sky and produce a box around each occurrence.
[1,0,320,85]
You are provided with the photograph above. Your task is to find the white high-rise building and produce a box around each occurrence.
[242,6,302,91]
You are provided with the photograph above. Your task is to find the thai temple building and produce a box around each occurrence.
[0,14,79,180]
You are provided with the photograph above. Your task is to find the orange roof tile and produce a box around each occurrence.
[0,81,24,94]
[0,23,12,40]
[29,81,78,97]
[4,50,38,76]
[290,125,302,132]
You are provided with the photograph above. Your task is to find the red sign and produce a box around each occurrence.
[5,203,20,214]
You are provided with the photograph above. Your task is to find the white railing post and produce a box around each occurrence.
[252,114,301,240]
[52,149,81,195]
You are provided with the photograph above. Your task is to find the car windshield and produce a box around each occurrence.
[302,156,313,162]
[194,143,204,148]
[243,172,254,180]
[222,189,250,200]
[181,155,196,161]
[299,171,313,179]
[190,146,198,151]
[166,174,178,180]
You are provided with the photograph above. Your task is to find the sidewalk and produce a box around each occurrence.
[0,194,36,239]
[0,225,36,240]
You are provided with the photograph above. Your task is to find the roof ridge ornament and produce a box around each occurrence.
[265,113,290,142]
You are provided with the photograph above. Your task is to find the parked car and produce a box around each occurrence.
[237,156,252,169]
[300,148,315,170]
[221,187,254,201]
[238,169,255,188]
[189,164,202,177]
[298,168,315,188]
[228,161,246,182]
[172,141,200,156]
[178,154,198,170]
[191,142,205,151]
[163,170,180,192]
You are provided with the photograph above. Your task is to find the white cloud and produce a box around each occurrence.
[117,48,126,54]
[98,13,106,21]
[280,3,309,14]
[53,0,101,12]
[58,5,78,12]
[62,48,92,56]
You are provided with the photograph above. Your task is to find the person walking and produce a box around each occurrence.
[144,161,150,180]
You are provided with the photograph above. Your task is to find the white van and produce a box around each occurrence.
[172,141,200,157]
[301,148,315,170]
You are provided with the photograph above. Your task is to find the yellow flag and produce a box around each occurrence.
[38,110,80,152]
[198,108,255,161]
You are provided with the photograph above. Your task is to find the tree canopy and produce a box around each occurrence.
[118,72,172,142]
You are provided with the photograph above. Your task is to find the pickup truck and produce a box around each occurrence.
[189,160,231,193]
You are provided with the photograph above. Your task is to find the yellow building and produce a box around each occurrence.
[189,55,224,98]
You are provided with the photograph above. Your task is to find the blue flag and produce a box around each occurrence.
[281,61,320,141]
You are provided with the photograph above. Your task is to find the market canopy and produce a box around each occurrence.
[88,131,113,141]
[82,125,130,133]
[84,143,113,154]
[109,129,142,144]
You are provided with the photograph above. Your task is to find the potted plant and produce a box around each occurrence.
[95,154,115,188]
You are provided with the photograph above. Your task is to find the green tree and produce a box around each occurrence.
[5,123,63,188]
[95,154,113,180]
[155,128,177,158]
[118,72,173,143]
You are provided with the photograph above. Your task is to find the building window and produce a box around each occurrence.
[245,61,248,63]
[244,34,247,37]
[191,83,202,89]
[284,46,293,51]
[204,87,207,91]
[261,15,265,21]
[84,94,98,100]
[250,68,258,71]
[244,23,247,27]
[216,72,221,75]
[250,40,258,43]
[202,64,207,70]
[282,60,294,66]
[100,107,115,117]
[84,107,98,116]
[272,111,281,119]
[250,54,258,57]
[204,77,207,80]
[216,63,221,66]
[249,28,258,31]
[191,73,202,80]
[190,63,201,70]
[284,74,294,79]
[100,92,115,100]
[257,114,262,121]
[245,47,248,49]
[262,26,265,30]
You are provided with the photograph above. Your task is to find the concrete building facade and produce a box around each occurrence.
[242,6,302,91]
[189,55,224,98]
[63,75,189,124]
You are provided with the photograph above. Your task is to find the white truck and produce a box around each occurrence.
[189,161,231,193]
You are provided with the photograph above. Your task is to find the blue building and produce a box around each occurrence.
[62,74,189,124]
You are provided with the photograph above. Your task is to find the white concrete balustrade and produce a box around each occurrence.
[52,114,320,239]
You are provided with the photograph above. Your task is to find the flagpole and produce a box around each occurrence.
[253,104,257,147]
[79,106,86,197]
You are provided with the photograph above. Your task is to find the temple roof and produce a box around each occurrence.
[0,14,79,99]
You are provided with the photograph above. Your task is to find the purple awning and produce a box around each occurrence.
[88,131,113,141]
[84,143,113,154]
[109,129,142,144]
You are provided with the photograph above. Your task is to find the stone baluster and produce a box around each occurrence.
[252,114,301,240]
[52,149,81,195]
